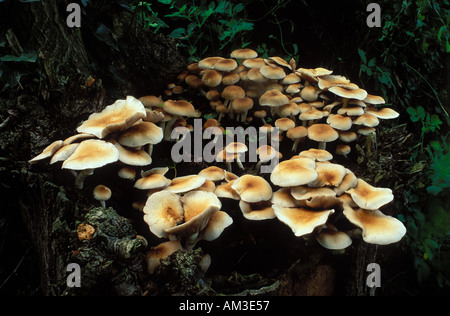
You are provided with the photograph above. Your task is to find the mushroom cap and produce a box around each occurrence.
[117,167,137,180]
[363,94,386,105]
[214,58,238,72]
[214,180,241,200]
[202,69,223,87]
[163,100,196,117]
[29,140,64,164]
[317,75,351,90]
[297,148,333,161]
[231,175,273,203]
[181,190,222,222]
[243,57,266,68]
[198,166,226,182]
[365,107,400,119]
[247,68,268,82]
[62,139,119,170]
[62,133,95,146]
[135,173,171,190]
[165,175,206,194]
[231,97,254,112]
[270,157,318,187]
[77,96,146,139]
[231,48,258,59]
[343,206,406,245]
[198,56,224,69]
[200,211,233,241]
[271,187,301,208]
[290,186,337,201]
[273,205,335,237]
[327,114,353,131]
[328,86,368,100]
[239,200,276,220]
[256,145,281,162]
[225,142,248,154]
[93,184,112,201]
[307,124,339,143]
[336,144,351,156]
[139,95,163,108]
[146,240,182,274]
[286,126,308,140]
[316,226,353,250]
[353,113,379,127]
[143,190,184,238]
[259,89,289,107]
[300,86,320,102]
[299,108,324,121]
[346,179,394,210]
[308,162,347,187]
[260,65,286,80]
[113,141,152,166]
[337,106,365,116]
[118,121,163,147]
[275,118,295,131]
[50,143,80,164]
[339,131,358,143]
[221,85,246,100]
[333,169,358,195]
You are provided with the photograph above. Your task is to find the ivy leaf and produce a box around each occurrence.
[358,48,367,64]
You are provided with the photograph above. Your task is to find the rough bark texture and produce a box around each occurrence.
[0,0,186,296]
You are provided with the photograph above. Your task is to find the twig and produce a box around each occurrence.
[0,249,30,290]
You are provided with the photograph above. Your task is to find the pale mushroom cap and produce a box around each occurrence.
[214,180,240,200]
[353,113,380,127]
[271,187,301,208]
[118,121,163,147]
[231,175,273,203]
[286,126,308,140]
[202,69,223,87]
[118,167,136,180]
[300,86,320,102]
[290,186,337,201]
[165,175,206,194]
[198,56,224,69]
[273,205,335,237]
[181,190,222,222]
[260,65,286,80]
[225,142,248,154]
[365,107,400,119]
[200,211,233,241]
[29,140,64,164]
[270,157,318,187]
[316,227,353,250]
[143,190,184,238]
[221,85,246,100]
[363,94,386,105]
[243,57,266,68]
[113,141,152,166]
[49,143,79,164]
[214,58,238,72]
[239,200,276,220]
[346,178,394,210]
[298,148,333,162]
[275,118,296,131]
[62,139,119,170]
[343,206,406,245]
[62,133,94,146]
[327,114,353,131]
[77,96,146,139]
[328,86,368,100]
[93,184,112,201]
[135,173,171,190]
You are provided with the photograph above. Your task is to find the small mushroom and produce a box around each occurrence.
[93,185,112,208]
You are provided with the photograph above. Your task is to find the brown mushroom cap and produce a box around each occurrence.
[214,58,238,72]
[49,143,80,165]
[327,114,353,131]
[260,65,286,80]
[181,190,222,223]
[113,141,152,166]
[146,240,182,274]
[221,85,246,101]
[343,206,406,245]
[239,200,276,220]
[259,89,289,107]
[198,56,224,69]
[273,205,335,237]
[135,173,171,190]
[143,190,184,238]
[230,48,258,59]
[275,117,296,132]
[139,95,163,108]
[77,96,146,139]
[198,166,226,182]
[93,184,112,202]
[62,139,119,170]
[307,124,339,145]
[164,175,206,194]
[214,180,241,200]
[199,210,233,241]
[297,148,333,162]
[202,69,223,87]
[345,179,394,210]
[328,86,368,100]
[308,162,347,187]
[231,174,273,203]
[163,100,196,117]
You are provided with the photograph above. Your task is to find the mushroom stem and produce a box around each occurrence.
[183,233,199,251]
[148,144,154,157]
[164,118,177,141]
[318,142,327,151]
[235,156,244,170]
[255,160,264,172]
[75,169,94,189]
[100,200,106,208]
[292,139,300,152]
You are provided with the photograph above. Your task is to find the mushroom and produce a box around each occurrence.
[62,139,120,189]
[162,100,196,141]
[231,174,273,203]
[112,141,152,167]
[297,148,333,162]
[255,145,282,172]
[239,200,276,221]
[345,178,394,210]
[76,96,147,139]
[316,224,353,254]
[165,175,207,194]
[145,240,183,274]
[118,121,163,157]
[224,142,248,170]
[214,180,241,200]
[198,166,226,182]
[259,89,290,116]
[134,173,171,191]
[335,144,351,158]
[201,69,223,88]
[221,85,246,120]
[29,140,64,164]
[270,157,318,187]
[230,48,258,60]
[117,167,137,181]
[143,190,184,239]
[343,206,406,245]
[307,124,339,150]
[231,97,254,123]
[93,184,112,208]
[49,143,79,165]
[286,126,307,152]
[307,162,347,187]
[273,204,335,237]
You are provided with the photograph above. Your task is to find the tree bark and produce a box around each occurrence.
[0,0,186,296]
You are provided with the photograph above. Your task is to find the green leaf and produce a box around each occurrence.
[168,27,185,39]
[368,57,376,67]
[358,48,367,64]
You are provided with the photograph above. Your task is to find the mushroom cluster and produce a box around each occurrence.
[269,149,405,251]
[174,48,400,157]
[29,96,164,191]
